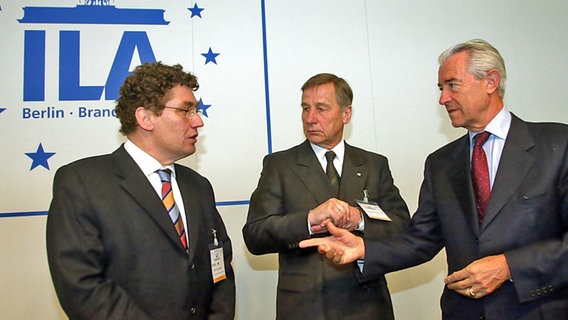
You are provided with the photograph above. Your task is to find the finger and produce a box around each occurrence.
[319,218,331,227]
[326,221,346,236]
[444,270,466,284]
[333,250,343,264]
[317,244,330,255]
[446,278,470,291]
[325,248,338,260]
[299,238,322,249]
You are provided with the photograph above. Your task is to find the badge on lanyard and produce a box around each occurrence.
[355,189,392,221]
[209,229,226,283]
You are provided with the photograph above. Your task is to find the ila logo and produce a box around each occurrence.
[19,1,169,102]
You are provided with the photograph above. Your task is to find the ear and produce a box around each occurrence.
[135,106,154,131]
[485,69,500,95]
[342,105,352,124]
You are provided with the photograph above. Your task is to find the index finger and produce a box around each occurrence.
[299,238,325,249]
[444,269,467,285]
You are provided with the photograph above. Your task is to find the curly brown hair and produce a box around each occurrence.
[115,62,199,135]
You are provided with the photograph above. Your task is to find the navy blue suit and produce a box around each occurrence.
[361,114,568,319]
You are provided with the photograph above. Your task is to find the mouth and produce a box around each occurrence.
[445,106,458,115]
[188,134,198,142]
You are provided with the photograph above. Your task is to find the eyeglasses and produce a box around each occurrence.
[163,106,203,119]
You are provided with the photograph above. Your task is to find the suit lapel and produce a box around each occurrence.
[113,146,186,250]
[448,135,480,234]
[176,166,204,259]
[292,140,336,204]
[482,115,535,229]
[340,144,368,202]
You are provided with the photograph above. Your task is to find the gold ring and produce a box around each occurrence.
[336,208,340,213]
[469,287,476,297]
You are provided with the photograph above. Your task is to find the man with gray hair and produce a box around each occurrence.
[300,40,568,319]
[244,73,410,319]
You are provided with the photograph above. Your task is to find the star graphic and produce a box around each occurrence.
[197,98,212,117]
[201,47,220,65]
[25,143,56,170]
[188,3,204,18]
[0,108,5,114]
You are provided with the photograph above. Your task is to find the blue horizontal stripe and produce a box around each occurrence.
[0,200,251,218]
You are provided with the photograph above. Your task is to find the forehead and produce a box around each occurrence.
[301,82,336,101]
[438,51,469,82]
[166,85,197,106]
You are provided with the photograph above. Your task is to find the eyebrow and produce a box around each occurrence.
[179,101,198,109]
[437,77,460,87]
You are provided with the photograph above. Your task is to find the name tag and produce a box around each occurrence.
[355,199,391,221]
[209,229,226,283]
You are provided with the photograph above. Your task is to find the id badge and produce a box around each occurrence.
[355,197,391,222]
[209,229,226,283]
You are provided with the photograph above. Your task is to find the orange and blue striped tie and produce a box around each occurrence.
[157,169,188,252]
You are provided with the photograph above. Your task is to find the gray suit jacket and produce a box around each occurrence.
[361,114,568,319]
[47,145,235,320]
[243,140,410,320]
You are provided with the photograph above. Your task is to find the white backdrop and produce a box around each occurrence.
[1,1,567,319]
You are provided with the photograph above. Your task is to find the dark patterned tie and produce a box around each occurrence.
[471,132,491,225]
[157,169,188,252]
[325,151,340,196]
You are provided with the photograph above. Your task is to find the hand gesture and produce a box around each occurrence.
[300,221,365,264]
[307,198,352,233]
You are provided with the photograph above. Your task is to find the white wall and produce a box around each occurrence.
[1,1,567,319]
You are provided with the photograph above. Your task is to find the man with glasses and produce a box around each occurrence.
[47,62,235,319]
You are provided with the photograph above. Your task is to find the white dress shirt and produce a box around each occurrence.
[124,139,189,245]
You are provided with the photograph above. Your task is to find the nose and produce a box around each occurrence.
[304,108,317,124]
[191,113,204,128]
[439,89,451,106]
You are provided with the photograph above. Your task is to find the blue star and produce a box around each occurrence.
[201,47,220,65]
[188,3,204,18]
[25,143,56,170]
[0,108,5,114]
[197,98,212,117]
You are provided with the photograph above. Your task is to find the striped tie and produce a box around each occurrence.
[157,169,188,251]
[325,151,340,196]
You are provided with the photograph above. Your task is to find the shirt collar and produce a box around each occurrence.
[124,139,176,177]
[309,140,346,162]
[468,108,511,143]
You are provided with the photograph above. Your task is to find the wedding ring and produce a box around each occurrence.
[469,287,476,297]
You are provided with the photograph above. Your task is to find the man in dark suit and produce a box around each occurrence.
[242,73,410,320]
[300,39,568,319]
[46,62,235,319]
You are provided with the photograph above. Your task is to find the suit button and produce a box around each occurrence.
[190,307,196,314]
[189,263,195,270]
[530,290,536,297]
[321,286,327,293]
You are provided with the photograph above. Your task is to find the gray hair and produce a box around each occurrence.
[438,39,507,98]
[301,73,353,109]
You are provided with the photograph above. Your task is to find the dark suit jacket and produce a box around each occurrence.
[361,114,568,319]
[243,140,410,320]
[46,145,235,320]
